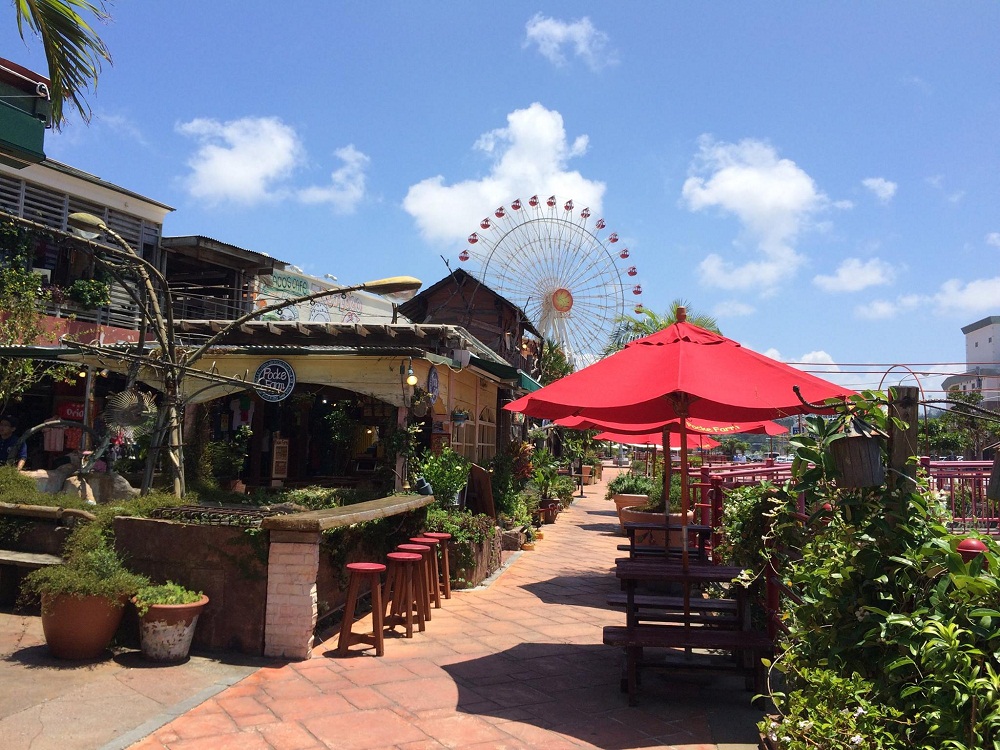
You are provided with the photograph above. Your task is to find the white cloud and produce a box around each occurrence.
[813,257,895,293]
[987,233,1000,248]
[403,103,604,244]
[98,113,147,147]
[177,116,303,204]
[523,14,615,71]
[713,299,755,317]
[862,177,897,204]
[855,294,923,320]
[298,145,370,214]
[934,277,1000,314]
[682,136,826,292]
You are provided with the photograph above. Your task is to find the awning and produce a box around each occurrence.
[469,355,541,393]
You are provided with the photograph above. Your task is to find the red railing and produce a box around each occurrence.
[922,458,996,531]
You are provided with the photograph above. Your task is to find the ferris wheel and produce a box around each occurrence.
[458,195,642,367]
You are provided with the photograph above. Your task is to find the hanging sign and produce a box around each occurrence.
[254,359,296,402]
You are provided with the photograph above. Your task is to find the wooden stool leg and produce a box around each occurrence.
[337,571,362,656]
[428,549,442,609]
[402,564,415,637]
[370,574,384,657]
[440,543,451,599]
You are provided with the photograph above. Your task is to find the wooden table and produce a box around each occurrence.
[606,558,770,704]
[620,522,712,560]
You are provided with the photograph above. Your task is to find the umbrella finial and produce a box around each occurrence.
[676,306,687,322]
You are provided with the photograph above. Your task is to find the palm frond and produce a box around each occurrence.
[15,0,111,125]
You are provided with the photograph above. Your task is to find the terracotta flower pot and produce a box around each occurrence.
[612,494,649,533]
[41,593,125,660]
[136,594,210,662]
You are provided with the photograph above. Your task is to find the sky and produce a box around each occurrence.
[3,2,999,396]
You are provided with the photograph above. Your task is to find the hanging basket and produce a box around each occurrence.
[830,434,885,488]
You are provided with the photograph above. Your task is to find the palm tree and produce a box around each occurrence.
[13,0,112,126]
[602,299,720,355]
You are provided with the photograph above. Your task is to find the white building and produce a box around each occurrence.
[941,315,1000,412]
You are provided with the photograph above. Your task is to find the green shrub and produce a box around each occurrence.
[604,471,657,500]
[133,580,203,617]
[418,447,471,506]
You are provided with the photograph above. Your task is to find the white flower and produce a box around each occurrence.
[850,734,864,745]
[854,706,866,717]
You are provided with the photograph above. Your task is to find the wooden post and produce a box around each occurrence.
[888,386,919,494]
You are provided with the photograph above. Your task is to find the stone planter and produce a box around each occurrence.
[136,594,210,662]
[612,494,649,533]
[41,593,125,660]
[618,506,695,547]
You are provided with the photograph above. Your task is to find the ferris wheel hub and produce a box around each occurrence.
[551,288,574,314]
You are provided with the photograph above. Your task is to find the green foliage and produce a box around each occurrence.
[605,470,658,500]
[425,506,499,584]
[22,523,148,605]
[488,440,533,520]
[133,580,203,617]
[417,446,471,507]
[539,338,573,384]
[762,391,1000,748]
[761,667,908,749]
[603,298,721,355]
[66,278,111,308]
[202,425,252,481]
[323,403,357,445]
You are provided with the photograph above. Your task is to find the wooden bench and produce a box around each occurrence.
[606,592,739,626]
[0,503,95,605]
[603,623,772,705]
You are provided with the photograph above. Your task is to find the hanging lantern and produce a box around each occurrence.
[511,198,522,210]
[495,206,505,218]
[459,249,470,262]
[632,284,642,295]
[564,199,574,212]
[546,195,557,207]
[580,207,591,218]
[830,419,886,488]
[627,266,637,276]
[467,232,479,244]
[480,218,491,230]
[529,195,539,207]
[620,248,630,259]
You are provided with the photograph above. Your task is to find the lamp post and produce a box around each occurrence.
[67,210,422,497]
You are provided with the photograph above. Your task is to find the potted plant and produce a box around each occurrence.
[417,446,471,506]
[66,278,112,309]
[132,580,209,662]
[605,472,659,532]
[22,525,148,660]
[450,408,470,425]
[203,425,252,491]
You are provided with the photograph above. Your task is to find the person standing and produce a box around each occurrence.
[0,415,27,470]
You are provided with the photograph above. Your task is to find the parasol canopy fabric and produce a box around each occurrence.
[555,415,788,437]
[595,429,720,449]
[506,320,851,423]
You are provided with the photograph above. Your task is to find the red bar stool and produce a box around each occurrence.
[337,562,386,657]
[383,551,424,637]
[410,536,442,609]
[422,531,452,600]
[396,543,433,623]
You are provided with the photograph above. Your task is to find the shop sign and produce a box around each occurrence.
[57,401,85,421]
[254,359,296,402]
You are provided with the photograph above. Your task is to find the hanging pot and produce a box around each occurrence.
[830,434,885,488]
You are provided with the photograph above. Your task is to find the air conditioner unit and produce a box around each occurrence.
[31,267,50,284]
[452,349,472,368]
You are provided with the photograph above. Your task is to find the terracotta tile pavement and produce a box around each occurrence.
[129,466,763,749]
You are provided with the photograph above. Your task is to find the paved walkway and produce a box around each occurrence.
[129,466,763,750]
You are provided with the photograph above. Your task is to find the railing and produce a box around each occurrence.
[922,458,996,532]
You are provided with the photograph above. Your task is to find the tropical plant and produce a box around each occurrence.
[604,471,658,500]
[603,298,720,355]
[13,0,113,126]
[66,277,111,308]
[425,505,499,586]
[539,337,572,384]
[417,446,471,506]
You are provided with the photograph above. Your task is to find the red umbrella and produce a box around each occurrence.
[595,430,720,449]
[507,310,851,569]
[556,415,788,437]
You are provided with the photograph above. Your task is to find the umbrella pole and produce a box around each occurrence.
[662,426,671,556]
[680,417,692,630]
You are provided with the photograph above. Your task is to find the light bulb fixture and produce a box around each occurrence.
[78,370,88,378]
[406,357,418,387]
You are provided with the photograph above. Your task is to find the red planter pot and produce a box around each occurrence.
[41,593,125,660]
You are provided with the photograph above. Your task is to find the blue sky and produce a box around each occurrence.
[4,3,999,394]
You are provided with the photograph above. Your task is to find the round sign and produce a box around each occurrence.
[254,359,296,402]
[426,366,439,404]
